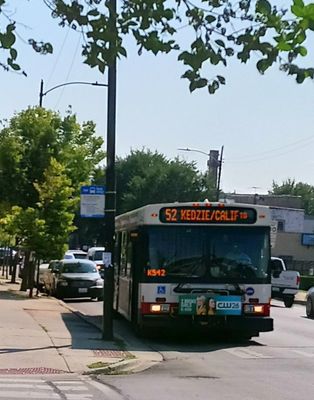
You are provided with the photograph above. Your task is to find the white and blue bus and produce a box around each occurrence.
[114,201,274,338]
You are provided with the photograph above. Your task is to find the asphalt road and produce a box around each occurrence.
[67,299,314,400]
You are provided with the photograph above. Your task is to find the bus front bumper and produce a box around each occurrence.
[141,315,274,333]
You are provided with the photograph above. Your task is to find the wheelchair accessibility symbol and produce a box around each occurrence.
[157,286,166,295]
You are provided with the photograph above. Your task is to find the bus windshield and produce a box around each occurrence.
[145,226,270,282]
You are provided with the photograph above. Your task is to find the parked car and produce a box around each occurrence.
[63,250,87,260]
[0,247,16,265]
[42,259,103,300]
[271,257,300,308]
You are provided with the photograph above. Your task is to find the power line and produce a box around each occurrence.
[227,133,314,162]
[47,26,71,86]
[54,32,82,109]
[226,135,314,164]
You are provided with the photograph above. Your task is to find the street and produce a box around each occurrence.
[0,376,121,400]
[67,299,314,400]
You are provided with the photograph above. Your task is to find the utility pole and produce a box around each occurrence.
[102,0,117,340]
[216,146,224,201]
[178,147,224,201]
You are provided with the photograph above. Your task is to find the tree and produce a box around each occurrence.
[34,158,77,261]
[0,158,77,291]
[115,149,211,214]
[271,178,314,215]
[0,107,105,209]
[2,0,314,92]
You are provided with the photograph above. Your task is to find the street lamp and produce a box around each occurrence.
[178,146,224,201]
[39,79,108,107]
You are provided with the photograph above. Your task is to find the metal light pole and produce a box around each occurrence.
[102,0,117,341]
[178,146,224,201]
[39,80,108,107]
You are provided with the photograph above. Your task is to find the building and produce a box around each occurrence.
[226,194,314,274]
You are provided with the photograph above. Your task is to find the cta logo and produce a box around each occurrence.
[245,287,255,296]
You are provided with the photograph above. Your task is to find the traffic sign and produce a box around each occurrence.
[80,185,105,218]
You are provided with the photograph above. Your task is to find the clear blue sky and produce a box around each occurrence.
[2,1,314,195]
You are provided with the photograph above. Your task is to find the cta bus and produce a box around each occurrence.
[114,201,274,338]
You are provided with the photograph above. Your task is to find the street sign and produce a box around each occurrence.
[80,185,105,218]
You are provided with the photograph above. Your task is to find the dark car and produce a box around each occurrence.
[43,259,104,301]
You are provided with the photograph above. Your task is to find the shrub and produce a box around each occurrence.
[300,276,314,291]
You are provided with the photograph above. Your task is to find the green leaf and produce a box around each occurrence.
[1,31,16,49]
[189,78,208,92]
[217,75,226,85]
[205,15,216,24]
[277,41,292,51]
[10,48,17,60]
[208,83,216,94]
[215,39,225,48]
[256,59,270,74]
[118,46,127,57]
[298,46,308,56]
[296,72,306,83]
[256,0,272,15]
[7,59,20,71]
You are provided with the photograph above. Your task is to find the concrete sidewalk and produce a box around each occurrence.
[294,290,307,305]
[0,278,161,375]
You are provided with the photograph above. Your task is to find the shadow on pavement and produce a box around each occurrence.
[0,344,70,355]
[0,290,29,300]
[62,307,264,356]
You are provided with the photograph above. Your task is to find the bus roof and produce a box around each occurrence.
[115,201,273,230]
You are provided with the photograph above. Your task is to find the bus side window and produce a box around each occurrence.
[120,231,128,276]
[126,237,133,278]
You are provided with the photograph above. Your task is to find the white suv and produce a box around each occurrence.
[87,247,105,273]
[64,250,87,260]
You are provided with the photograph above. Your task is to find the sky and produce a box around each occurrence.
[2,1,314,196]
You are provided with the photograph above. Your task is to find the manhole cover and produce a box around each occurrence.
[93,350,131,358]
[0,368,69,375]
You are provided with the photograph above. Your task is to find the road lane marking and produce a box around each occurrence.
[224,348,273,359]
[292,349,314,357]
[0,391,59,399]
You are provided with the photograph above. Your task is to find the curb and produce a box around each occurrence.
[293,300,306,306]
[58,300,162,375]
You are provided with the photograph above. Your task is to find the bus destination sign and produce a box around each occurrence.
[159,206,257,224]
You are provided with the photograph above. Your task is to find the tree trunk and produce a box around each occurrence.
[28,254,36,298]
[20,250,30,291]
[10,251,19,284]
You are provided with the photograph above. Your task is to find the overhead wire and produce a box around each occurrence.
[226,134,314,164]
[53,32,82,110]
[46,26,71,87]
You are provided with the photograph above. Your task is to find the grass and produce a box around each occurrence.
[87,361,110,369]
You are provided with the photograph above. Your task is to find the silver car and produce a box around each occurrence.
[43,259,103,301]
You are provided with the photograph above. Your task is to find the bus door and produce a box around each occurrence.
[117,231,139,321]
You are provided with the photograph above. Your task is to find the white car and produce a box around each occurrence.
[63,250,87,260]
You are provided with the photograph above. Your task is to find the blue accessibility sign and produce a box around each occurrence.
[157,286,166,295]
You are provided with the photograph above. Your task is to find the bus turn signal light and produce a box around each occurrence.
[150,304,170,313]
[244,304,270,316]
